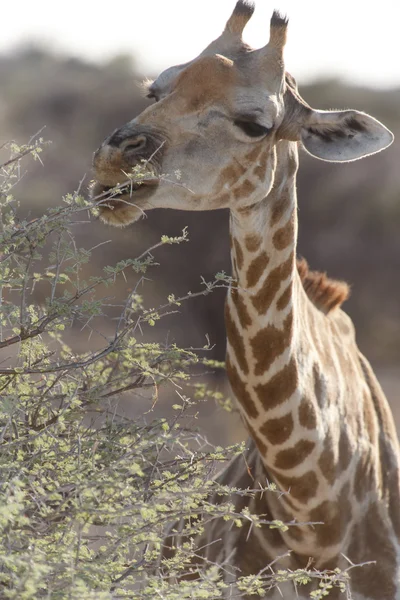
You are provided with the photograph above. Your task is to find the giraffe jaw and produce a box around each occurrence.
[90,179,159,227]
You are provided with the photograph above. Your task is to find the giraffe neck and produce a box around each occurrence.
[225,140,340,554]
[226,140,301,448]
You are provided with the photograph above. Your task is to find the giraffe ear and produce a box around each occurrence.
[300,110,394,162]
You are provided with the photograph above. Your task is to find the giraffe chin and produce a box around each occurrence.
[98,201,144,227]
[90,180,157,227]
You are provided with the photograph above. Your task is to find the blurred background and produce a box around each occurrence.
[1,0,399,443]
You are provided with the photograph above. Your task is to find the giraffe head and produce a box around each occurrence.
[92,0,393,227]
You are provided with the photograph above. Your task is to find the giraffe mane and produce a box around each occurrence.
[296,258,350,314]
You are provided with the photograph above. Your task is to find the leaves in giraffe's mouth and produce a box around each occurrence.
[102,182,140,195]
[90,178,159,204]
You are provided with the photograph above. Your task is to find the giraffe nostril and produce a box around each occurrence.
[122,135,147,154]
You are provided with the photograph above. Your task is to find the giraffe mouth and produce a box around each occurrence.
[90,177,159,208]
[89,178,160,226]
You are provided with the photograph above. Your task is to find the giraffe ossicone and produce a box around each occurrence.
[91,2,399,598]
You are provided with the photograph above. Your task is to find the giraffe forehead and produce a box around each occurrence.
[153,54,282,122]
[172,55,237,107]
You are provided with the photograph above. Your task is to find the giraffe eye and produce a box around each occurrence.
[234,119,271,138]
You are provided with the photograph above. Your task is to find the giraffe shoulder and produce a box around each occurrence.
[296,258,350,314]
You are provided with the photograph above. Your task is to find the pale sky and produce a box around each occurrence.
[2,0,400,88]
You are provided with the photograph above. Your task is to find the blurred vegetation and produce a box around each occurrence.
[0,47,399,440]
[0,139,354,599]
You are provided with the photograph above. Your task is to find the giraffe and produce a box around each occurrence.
[91,2,400,598]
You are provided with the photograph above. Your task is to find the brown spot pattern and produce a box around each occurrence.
[270,195,292,228]
[255,358,298,410]
[309,484,351,547]
[224,303,248,375]
[310,499,342,546]
[272,211,295,250]
[253,149,270,180]
[244,234,262,253]
[276,283,292,311]
[298,397,317,430]
[285,524,304,542]
[230,287,252,329]
[268,499,304,541]
[233,238,244,270]
[251,313,293,376]
[253,160,267,180]
[274,439,315,470]
[273,470,319,503]
[260,412,294,445]
[245,145,262,163]
[234,178,256,199]
[318,432,337,485]
[220,164,242,187]
[228,280,252,329]
[338,429,352,471]
[251,252,294,314]
[268,498,293,523]
[280,492,298,512]
[244,418,267,455]
[313,363,325,402]
[226,357,258,419]
[246,251,270,288]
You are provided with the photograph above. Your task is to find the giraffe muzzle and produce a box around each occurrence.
[90,124,167,224]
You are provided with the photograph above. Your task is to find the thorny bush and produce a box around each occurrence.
[0,137,352,599]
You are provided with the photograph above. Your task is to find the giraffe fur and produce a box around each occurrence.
[91,2,399,597]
